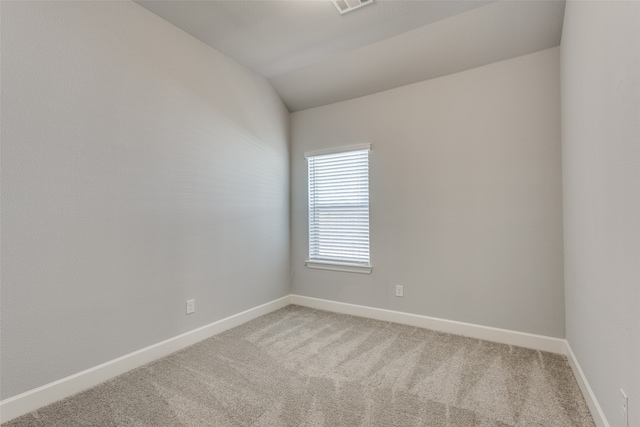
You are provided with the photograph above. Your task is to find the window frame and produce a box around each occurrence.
[305,144,372,274]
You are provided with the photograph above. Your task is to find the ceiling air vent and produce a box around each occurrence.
[331,0,374,15]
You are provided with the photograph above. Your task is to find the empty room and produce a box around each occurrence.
[1,0,638,426]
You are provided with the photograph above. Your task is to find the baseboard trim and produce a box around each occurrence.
[2,294,609,427]
[564,341,610,427]
[291,295,610,425]
[290,295,567,354]
[0,295,292,424]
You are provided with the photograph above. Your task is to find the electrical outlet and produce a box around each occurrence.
[621,389,628,426]
[395,285,403,297]
[186,299,195,315]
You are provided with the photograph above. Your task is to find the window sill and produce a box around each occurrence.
[305,261,372,274]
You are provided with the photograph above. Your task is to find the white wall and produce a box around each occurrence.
[0,1,289,400]
[291,48,564,338]
[561,2,640,426]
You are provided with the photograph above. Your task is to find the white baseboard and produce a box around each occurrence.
[0,295,292,424]
[290,295,567,354]
[291,295,610,426]
[564,341,610,427]
[2,293,609,427]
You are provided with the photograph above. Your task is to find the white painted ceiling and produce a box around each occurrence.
[135,0,565,112]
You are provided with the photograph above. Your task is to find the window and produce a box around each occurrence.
[305,144,371,274]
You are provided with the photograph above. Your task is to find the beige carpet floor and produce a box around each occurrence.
[4,305,595,426]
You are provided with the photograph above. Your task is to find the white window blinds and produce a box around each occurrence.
[306,145,370,270]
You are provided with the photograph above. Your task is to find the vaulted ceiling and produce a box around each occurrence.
[135,0,565,112]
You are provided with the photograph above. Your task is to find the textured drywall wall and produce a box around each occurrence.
[1,1,289,399]
[291,48,564,338]
[561,1,640,426]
